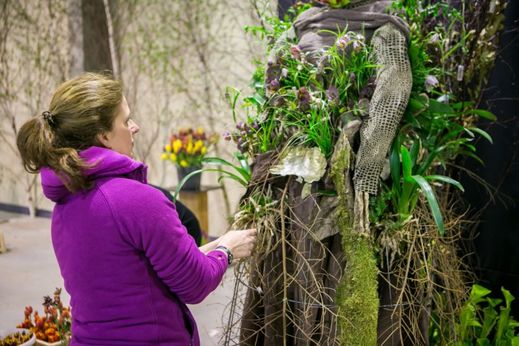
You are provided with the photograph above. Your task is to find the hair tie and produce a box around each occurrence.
[42,111,55,125]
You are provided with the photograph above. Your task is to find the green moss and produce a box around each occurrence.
[330,137,379,345]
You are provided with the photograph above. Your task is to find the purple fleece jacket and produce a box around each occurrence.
[40,146,228,346]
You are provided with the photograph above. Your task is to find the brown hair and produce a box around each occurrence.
[16,72,123,192]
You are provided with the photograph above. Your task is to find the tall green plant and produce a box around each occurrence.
[173,153,251,200]
[430,285,519,345]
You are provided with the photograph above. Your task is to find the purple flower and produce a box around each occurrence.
[236,122,245,130]
[223,131,232,141]
[349,72,356,82]
[429,33,440,44]
[290,45,302,60]
[326,86,339,102]
[336,35,351,50]
[236,137,248,153]
[251,120,260,130]
[425,75,439,92]
[317,54,330,75]
[266,64,281,85]
[351,40,364,53]
[268,79,280,91]
[359,77,376,99]
[297,87,312,111]
[269,95,286,107]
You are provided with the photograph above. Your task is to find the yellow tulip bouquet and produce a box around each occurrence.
[161,127,217,168]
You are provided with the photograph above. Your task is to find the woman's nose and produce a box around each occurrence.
[129,120,140,134]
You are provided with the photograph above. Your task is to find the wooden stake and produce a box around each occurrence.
[0,230,7,254]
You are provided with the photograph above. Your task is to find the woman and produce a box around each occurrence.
[16,72,256,345]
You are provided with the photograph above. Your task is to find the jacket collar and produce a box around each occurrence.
[41,146,148,202]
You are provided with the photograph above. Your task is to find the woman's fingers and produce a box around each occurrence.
[216,228,258,260]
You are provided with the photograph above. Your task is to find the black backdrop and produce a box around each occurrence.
[459,0,519,311]
[277,0,519,311]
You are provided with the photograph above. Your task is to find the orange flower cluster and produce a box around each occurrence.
[161,127,218,168]
[17,288,71,343]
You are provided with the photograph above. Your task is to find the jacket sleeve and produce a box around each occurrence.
[107,181,228,304]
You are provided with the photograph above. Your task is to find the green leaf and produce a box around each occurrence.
[426,175,465,192]
[173,168,204,201]
[243,93,266,110]
[471,284,492,302]
[202,156,251,181]
[476,338,492,346]
[480,306,498,339]
[468,127,494,144]
[173,164,250,201]
[417,147,443,176]
[429,99,455,115]
[459,150,485,166]
[401,146,413,181]
[225,87,241,124]
[467,109,497,121]
[487,297,503,308]
[203,168,248,187]
[235,152,251,174]
[406,94,429,116]
[216,172,248,186]
[410,175,444,235]
[452,101,474,111]
[390,141,401,191]
[410,140,421,168]
[495,306,511,342]
[502,287,515,310]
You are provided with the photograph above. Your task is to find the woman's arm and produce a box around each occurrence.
[199,238,219,254]
[111,184,228,304]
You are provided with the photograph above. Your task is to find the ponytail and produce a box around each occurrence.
[16,72,123,192]
[17,115,92,192]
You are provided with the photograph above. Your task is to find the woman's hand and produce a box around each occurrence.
[216,228,257,260]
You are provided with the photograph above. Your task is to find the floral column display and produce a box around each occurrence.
[220,0,505,345]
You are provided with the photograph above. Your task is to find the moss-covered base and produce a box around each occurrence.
[331,133,379,345]
[337,228,379,345]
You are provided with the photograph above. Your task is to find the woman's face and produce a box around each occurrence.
[98,96,140,157]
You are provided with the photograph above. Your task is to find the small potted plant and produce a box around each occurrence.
[0,329,35,346]
[161,127,217,191]
[17,288,71,346]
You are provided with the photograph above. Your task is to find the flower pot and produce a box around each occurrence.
[176,165,202,191]
[0,328,36,346]
[35,340,63,346]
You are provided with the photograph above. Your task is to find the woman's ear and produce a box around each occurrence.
[96,131,112,149]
